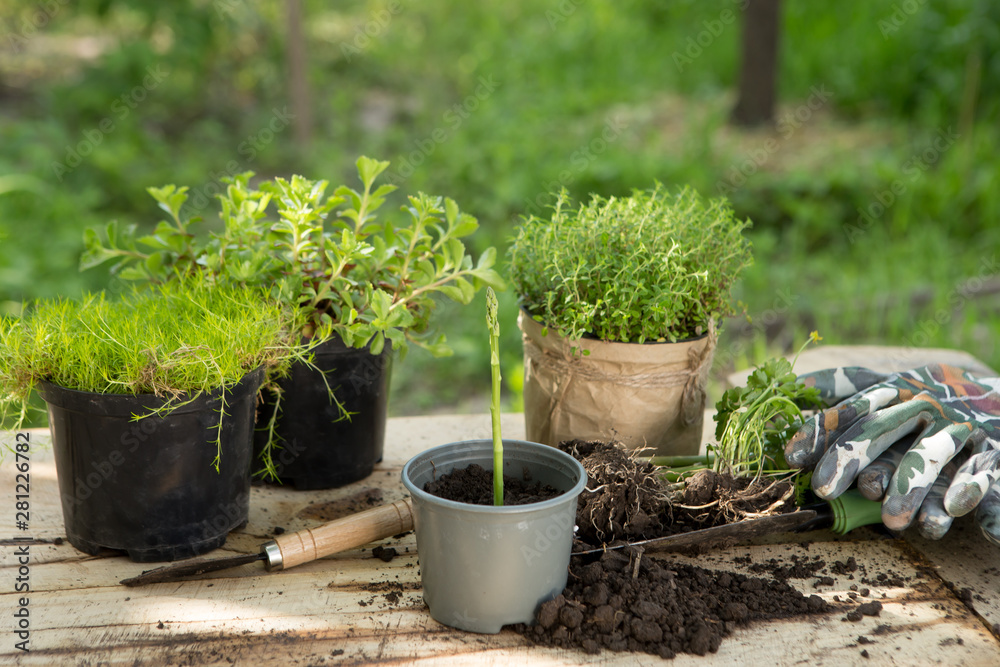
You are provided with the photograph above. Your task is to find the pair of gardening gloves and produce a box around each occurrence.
[784,363,1000,546]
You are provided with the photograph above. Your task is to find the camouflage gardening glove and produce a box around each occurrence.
[784,364,1000,545]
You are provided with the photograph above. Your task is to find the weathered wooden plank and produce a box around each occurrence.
[905,515,1000,633]
[7,599,997,666]
[7,525,996,664]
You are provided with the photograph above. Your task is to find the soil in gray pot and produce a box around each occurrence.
[423,463,564,505]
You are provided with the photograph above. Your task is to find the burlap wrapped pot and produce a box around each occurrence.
[519,311,716,456]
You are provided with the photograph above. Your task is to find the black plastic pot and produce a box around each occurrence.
[38,368,263,563]
[253,337,391,489]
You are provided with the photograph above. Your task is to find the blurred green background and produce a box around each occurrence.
[1,0,998,418]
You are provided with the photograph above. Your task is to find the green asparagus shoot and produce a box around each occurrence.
[486,287,503,506]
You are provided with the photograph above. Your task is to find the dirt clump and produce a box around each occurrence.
[424,463,562,505]
[362,581,406,606]
[680,468,795,526]
[832,557,859,575]
[514,549,829,659]
[560,440,795,550]
[372,546,397,562]
[844,601,883,622]
[559,440,669,544]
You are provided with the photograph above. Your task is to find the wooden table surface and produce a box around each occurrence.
[2,345,1000,666]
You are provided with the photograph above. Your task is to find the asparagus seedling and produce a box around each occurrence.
[486,287,503,506]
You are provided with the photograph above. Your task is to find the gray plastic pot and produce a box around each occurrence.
[401,439,587,634]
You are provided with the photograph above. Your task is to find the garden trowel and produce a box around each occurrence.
[120,498,414,587]
[571,490,884,555]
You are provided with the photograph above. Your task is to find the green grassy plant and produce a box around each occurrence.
[0,280,309,468]
[508,185,753,344]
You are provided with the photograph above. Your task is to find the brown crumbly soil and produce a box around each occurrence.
[423,463,563,505]
[415,440,926,660]
[514,548,829,659]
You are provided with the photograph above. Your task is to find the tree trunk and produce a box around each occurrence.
[287,0,312,146]
[731,0,782,127]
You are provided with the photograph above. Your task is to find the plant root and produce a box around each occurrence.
[561,439,672,544]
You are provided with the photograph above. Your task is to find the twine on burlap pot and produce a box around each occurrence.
[518,311,717,456]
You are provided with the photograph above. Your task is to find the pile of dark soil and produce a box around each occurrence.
[508,440,829,659]
[423,463,563,506]
[514,549,828,659]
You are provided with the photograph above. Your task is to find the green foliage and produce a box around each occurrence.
[509,185,753,343]
[711,334,823,481]
[2,0,999,418]
[0,281,307,467]
[81,157,505,358]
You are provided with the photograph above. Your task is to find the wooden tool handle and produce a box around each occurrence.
[273,498,414,570]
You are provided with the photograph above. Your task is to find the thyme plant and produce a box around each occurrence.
[486,287,503,506]
[508,185,752,343]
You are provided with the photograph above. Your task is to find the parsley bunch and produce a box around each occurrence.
[711,333,823,481]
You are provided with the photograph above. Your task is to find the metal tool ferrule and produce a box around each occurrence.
[261,540,283,571]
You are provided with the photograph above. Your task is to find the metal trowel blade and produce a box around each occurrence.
[120,552,266,587]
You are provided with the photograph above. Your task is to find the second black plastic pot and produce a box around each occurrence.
[39,367,263,563]
[253,337,391,489]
